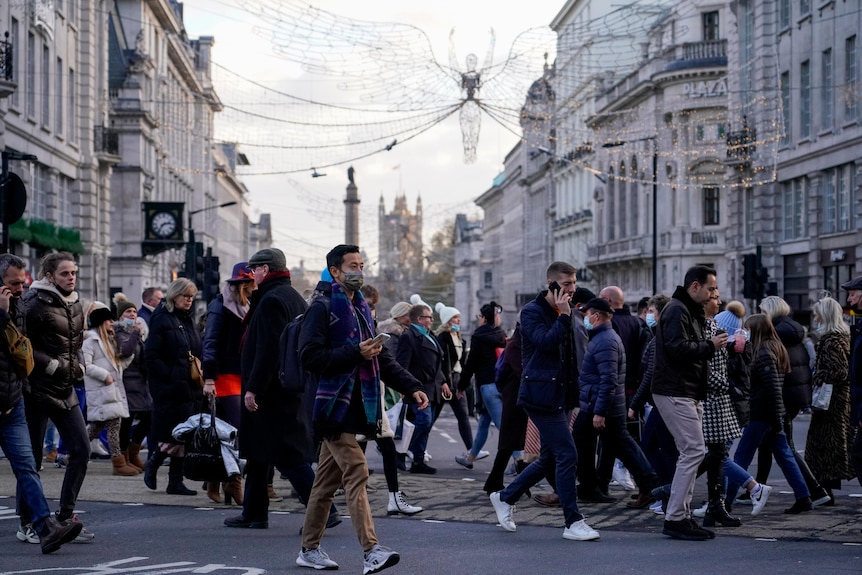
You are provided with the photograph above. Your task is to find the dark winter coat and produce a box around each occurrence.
[579,322,627,417]
[629,339,655,414]
[0,301,27,413]
[239,273,312,466]
[651,285,715,401]
[517,292,578,413]
[727,342,753,427]
[610,309,647,396]
[114,322,150,412]
[460,323,507,389]
[397,325,445,404]
[144,305,203,444]
[21,280,84,410]
[748,346,786,432]
[851,321,862,426]
[771,316,813,414]
[202,294,245,380]
[436,329,466,387]
[496,325,527,452]
[137,305,155,326]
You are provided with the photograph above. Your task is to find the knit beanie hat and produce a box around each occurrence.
[714,310,743,333]
[435,302,461,325]
[389,301,411,319]
[113,293,136,317]
[410,293,431,310]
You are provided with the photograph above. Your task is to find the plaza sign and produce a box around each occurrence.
[683,77,728,99]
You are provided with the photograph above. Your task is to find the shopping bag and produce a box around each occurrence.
[810,383,833,412]
[182,402,228,481]
[385,401,414,454]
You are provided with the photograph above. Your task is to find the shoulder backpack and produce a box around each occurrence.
[278,297,330,392]
[4,321,34,377]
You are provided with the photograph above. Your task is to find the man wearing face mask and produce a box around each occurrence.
[297,244,428,573]
[20,252,91,541]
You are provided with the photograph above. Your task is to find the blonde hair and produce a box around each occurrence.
[97,322,120,368]
[745,314,790,374]
[758,296,791,319]
[164,278,196,312]
[812,297,850,336]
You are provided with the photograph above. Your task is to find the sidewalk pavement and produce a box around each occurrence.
[3,448,860,544]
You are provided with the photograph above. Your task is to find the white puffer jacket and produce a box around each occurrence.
[83,331,132,422]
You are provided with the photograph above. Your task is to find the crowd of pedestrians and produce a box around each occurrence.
[2,246,862,570]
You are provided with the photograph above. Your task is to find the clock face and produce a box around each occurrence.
[151,212,177,238]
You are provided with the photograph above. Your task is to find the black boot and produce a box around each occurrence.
[703,481,741,527]
[166,456,197,496]
[35,514,83,554]
[144,450,168,491]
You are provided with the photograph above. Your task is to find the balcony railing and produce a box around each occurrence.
[1,32,13,82]
[726,126,756,166]
[94,125,119,156]
[664,39,727,72]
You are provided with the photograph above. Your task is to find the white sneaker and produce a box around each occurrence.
[423,452,432,462]
[612,460,636,490]
[475,450,491,460]
[692,501,708,518]
[363,544,400,574]
[562,519,600,541]
[490,492,516,532]
[387,491,422,516]
[16,524,39,544]
[649,500,664,515]
[751,484,773,516]
[296,547,339,570]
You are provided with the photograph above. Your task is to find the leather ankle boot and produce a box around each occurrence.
[127,443,145,470]
[166,456,197,496]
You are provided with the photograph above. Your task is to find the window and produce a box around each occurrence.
[846,36,858,121]
[702,11,720,41]
[55,58,63,135]
[607,167,616,241]
[717,124,726,139]
[68,69,75,142]
[783,178,806,240]
[823,168,836,234]
[483,270,492,289]
[744,187,754,244]
[780,72,791,143]
[703,186,720,225]
[800,60,810,137]
[740,2,755,109]
[823,164,855,233]
[26,33,35,117]
[822,49,833,130]
[629,156,638,237]
[9,18,18,108]
[31,166,49,221]
[800,0,810,16]
[619,162,627,238]
[57,175,74,228]
[696,125,705,141]
[779,0,790,28]
[41,44,50,126]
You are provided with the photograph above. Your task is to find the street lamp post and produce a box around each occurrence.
[602,136,658,294]
[185,200,237,288]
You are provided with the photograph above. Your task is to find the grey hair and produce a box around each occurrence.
[0,254,26,278]
[164,278,196,313]
[813,297,850,336]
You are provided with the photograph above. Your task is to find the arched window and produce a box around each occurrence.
[630,156,639,236]
[619,161,627,238]
[607,166,615,241]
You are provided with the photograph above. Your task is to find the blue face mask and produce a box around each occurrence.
[645,313,657,328]
[583,316,594,331]
[451,324,460,332]
[123,318,135,326]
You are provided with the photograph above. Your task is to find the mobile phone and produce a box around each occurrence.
[715,327,726,335]
[548,281,561,295]
[370,333,391,346]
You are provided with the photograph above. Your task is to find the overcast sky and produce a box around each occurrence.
[181,0,563,272]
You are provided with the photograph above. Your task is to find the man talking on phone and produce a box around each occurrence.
[489,261,601,541]
[297,244,428,574]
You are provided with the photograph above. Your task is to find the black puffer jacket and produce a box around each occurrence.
[0,301,27,412]
[748,346,786,431]
[201,294,245,380]
[771,316,812,412]
[114,321,150,412]
[21,279,84,409]
[460,323,507,389]
[145,305,203,443]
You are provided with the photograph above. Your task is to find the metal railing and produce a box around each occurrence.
[1,32,13,81]
[93,125,119,155]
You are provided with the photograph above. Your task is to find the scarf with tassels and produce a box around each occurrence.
[313,281,381,431]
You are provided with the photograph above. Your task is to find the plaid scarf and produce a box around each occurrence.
[313,281,381,429]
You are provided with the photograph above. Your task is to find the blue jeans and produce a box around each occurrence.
[1,401,52,526]
[640,407,678,486]
[729,420,810,500]
[408,402,434,462]
[500,408,583,527]
[471,383,503,458]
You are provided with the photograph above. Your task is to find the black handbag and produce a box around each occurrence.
[183,402,228,482]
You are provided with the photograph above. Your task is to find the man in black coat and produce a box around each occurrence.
[396,304,446,474]
[225,248,321,529]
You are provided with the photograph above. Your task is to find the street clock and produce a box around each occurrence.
[142,202,185,255]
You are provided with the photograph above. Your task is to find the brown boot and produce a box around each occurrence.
[267,484,283,502]
[126,443,145,471]
[112,455,140,476]
[223,475,244,506]
[206,481,222,504]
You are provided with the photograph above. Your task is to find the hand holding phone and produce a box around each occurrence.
[548,281,561,295]
[370,333,391,346]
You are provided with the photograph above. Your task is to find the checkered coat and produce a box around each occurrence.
[702,320,742,443]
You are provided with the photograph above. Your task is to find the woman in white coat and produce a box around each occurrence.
[83,302,137,476]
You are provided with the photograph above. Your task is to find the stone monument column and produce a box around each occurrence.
[345,166,359,245]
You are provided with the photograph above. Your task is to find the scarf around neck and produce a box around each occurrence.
[313,281,381,429]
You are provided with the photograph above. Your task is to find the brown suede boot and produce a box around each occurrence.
[126,443,145,471]
[223,475,244,506]
[112,455,140,476]
[206,481,222,504]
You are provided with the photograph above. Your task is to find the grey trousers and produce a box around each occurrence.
[652,394,705,522]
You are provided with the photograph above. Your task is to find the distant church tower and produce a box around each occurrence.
[378,193,424,300]
[345,166,360,245]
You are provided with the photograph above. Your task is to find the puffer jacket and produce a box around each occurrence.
[578,322,627,417]
[771,315,813,412]
[629,338,656,414]
[82,331,131,422]
[114,321,150,412]
[0,301,27,413]
[651,285,715,400]
[460,323,507,389]
[21,279,84,409]
[517,292,578,413]
[201,294,245,380]
[748,346,786,431]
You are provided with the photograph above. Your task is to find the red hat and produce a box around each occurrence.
[227,262,254,283]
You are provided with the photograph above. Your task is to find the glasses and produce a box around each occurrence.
[180,294,195,300]
[419,315,433,320]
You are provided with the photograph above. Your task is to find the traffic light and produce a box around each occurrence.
[194,242,205,291]
[742,254,758,299]
[203,255,220,302]
[755,265,769,300]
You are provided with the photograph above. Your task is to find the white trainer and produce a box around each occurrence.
[296,547,339,570]
[563,519,600,541]
[475,450,491,460]
[363,544,400,574]
[16,524,39,544]
[692,501,708,518]
[490,492,516,532]
[751,484,773,516]
[387,491,422,516]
